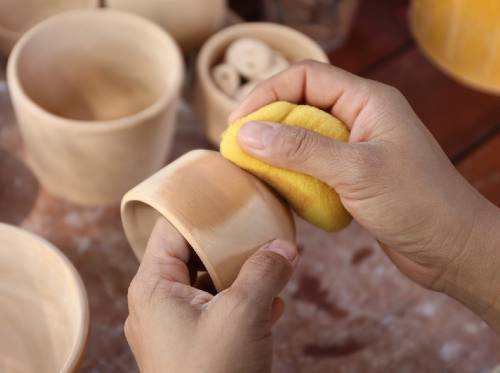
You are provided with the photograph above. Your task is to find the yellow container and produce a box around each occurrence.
[410,0,500,95]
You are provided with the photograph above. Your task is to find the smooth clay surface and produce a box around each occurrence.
[0,223,88,373]
[0,0,98,55]
[121,149,295,291]
[196,22,329,146]
[7,9,184,205]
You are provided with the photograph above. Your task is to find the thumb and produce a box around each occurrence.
[228,239,298,314]
[237,121,357,188]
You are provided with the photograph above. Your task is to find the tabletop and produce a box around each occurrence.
[1,0,500,372]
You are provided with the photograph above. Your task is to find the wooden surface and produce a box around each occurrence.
[0,0,499,372]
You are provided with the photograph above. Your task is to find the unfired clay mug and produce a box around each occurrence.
[0,0,99,56]
[0,223,88,373]
[106,0,227,52]
[121,149,296,291]
[7,9,184,205]
[195,22,329,146]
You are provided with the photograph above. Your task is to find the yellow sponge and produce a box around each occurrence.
[220,101,352,232]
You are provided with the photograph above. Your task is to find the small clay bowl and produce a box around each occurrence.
[121,149,296,291]
[195,22,329,146]
[7,9,184,206]
[106,0,227,52]
[0,223,89,372]
[0,0,98,56]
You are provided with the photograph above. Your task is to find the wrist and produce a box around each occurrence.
[435,198,500,330]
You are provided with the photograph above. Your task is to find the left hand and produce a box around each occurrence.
[125,217,298,373]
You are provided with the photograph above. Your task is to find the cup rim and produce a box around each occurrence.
[6,8,185,132]
[0,222,89,372]
[0,0,99,38]
[196,21,329,115]
[121,149,226,290]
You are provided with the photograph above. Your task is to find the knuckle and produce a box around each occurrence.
[219,287,253,319]
[381,84,403,98]
[250,251,286,273]
[357,80,376,96]
[225,288,250,308]
[124,317,133,340]
[127,272,171,308]
[295,59,321,69]
[127,276,145,307]
[290,59,326,76]
[274,127,315,163]
[369,80,403,101]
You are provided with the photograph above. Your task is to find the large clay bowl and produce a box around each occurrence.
[7,9,184,205]
[195,22,329,146]
[121,149,296,291]
[0,0,98,56]
[0,223,89,372]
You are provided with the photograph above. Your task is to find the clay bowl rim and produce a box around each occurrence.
[196,21,329,116]
[121,149,227,291]
[0,0,99,40]
[0,222,89,372]
[408,2,500,96]
[6,8,185,133]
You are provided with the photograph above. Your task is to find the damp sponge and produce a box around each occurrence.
[220,101,352,232]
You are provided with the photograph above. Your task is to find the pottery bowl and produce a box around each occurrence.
[7,9,184,205]
[0,223,88,373]
[0,0,98,56]
[121,149,296,291]
[195,22,329,146]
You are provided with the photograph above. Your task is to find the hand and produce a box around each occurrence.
[230,60,500,329]
[125,217,298,373]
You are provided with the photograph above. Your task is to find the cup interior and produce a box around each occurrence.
[0,224,87,373]
[123,200,161,259]
[13,10,177,122]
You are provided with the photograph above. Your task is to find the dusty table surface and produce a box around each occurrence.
[1,0,500,371]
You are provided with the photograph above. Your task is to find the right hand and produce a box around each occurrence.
[230,60,500,329]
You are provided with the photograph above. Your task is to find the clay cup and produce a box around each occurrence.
[121,149,296,291]
[7,9,185,205]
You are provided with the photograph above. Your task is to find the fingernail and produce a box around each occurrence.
[238,121,276,149]
[264,239,298,263]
